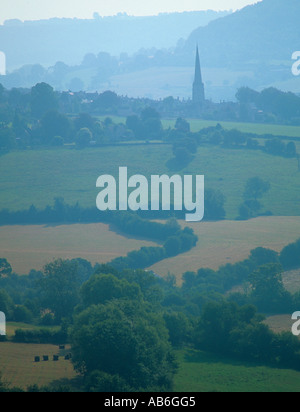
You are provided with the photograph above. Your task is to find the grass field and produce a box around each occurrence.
[0,223,158,274]
[163,118,300,138]
[174,349,300,392]
[149,216,300,282]
[0,144,299,219]
[99,115,300,139]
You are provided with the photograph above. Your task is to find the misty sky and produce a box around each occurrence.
[0,0,261,24]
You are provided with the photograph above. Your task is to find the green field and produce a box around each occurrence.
[174,349,300,392]
[0,144,299,219]
[99,115,300,139]
[163,119,300,138]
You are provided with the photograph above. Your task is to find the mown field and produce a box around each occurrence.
[0,340,77,390]
[0,223,158,274]
[0,143,299,220]
[0,217,299,278]
[149,216,300,281]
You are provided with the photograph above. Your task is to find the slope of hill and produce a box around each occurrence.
[181,0,300,68]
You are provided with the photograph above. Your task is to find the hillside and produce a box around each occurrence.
[181,0,300,68]
[2,1,300,100]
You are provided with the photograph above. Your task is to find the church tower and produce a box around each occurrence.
[192,46,205,106]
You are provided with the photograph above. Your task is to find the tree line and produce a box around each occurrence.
[1,240,300,391]
[1,82,300,153]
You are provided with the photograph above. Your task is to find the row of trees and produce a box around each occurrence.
[2,82,300,152]
[182,240,300,314]
[196,124,298,158]
[236,87,300,125]
[0,199,199,271]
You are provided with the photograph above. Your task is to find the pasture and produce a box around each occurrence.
[174,349,300,392]
[0,144,299,220]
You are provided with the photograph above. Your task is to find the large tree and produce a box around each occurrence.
[249,263,292,312]
[30,82,58,119]
[71,300,177,391]
[39,259,80,322]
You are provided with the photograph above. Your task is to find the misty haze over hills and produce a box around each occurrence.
[0,0,299,101]
[0,11,230,70]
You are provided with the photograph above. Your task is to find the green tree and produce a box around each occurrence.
[164,236,181,257]
[39,259,80,322]
[30,83,58,119]
[249,247,279,266]
[163,312,192,347]
[41,110,71,143]
[280,238,300,270]
[80,273,142,307]
[76,127,92,148]
[244,177,271,201]
[239,177,271,219]
[71,301,177,391]
[175,117,190,133]
[249,263,292,312]
[0,289,14,319]
[0,258,12,278]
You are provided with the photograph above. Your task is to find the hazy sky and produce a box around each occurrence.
[0,0,261,24]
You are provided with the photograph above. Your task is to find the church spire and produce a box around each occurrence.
[192,45,205,106]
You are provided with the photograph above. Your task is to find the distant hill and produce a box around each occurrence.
[0,11,230,70]
[1,0,300,101]
[180,0,300,68]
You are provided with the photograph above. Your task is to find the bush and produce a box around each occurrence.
[13,327,67,344]
[280,239,300,270]
[13,305,33,323]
